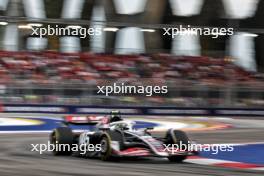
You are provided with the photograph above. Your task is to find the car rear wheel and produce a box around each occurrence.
[165,129,189,163]
[50,127,74,156]
[100,134,113,161]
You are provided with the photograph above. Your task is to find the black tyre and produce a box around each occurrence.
[165,129,189,163]
[100,134,113,161]
[50,127,74,156]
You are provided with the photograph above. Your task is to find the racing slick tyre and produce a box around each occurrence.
[50,127,74,156]
[100,133,117,161]
[165,129,189,163]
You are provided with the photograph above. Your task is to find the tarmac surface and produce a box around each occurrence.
[0,115,263,176]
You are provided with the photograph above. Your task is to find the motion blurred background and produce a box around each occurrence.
[0,0,264,108]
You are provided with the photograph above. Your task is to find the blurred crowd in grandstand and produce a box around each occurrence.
[0,51,264,107]
[1,51,263,85]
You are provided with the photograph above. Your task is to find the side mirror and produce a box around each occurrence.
[144,127,154,133]
[122,127,129,131]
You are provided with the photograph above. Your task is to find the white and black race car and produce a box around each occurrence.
[50,111,197,162]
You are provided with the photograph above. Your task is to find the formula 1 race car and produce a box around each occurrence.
[50,111,197,162]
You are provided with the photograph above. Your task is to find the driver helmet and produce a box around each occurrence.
[110,110,122,122]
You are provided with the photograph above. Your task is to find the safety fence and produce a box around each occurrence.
[1,104,264,117]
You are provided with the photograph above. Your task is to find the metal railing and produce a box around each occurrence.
[1,80,264,108]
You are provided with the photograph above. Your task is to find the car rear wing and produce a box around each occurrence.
[64,115,109,125]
